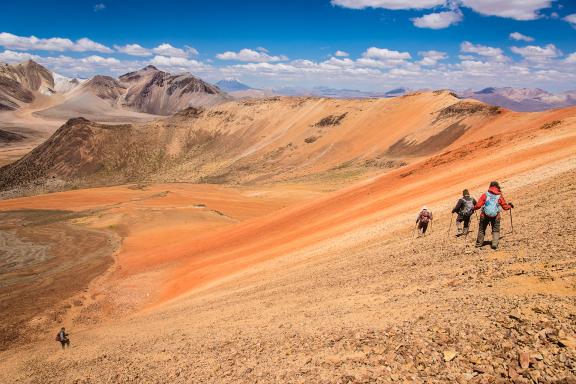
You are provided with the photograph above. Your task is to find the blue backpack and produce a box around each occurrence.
[483,191,500,217]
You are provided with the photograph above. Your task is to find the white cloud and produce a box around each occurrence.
[564,13,576,27]
[509,32,534,42]
[335,50,350,57]
[0,50,39,63]
[460,41,508,62]
[114,44,151,56]
[152,43,188,58]
[330,0,445,10]
[0,32,112,53]
[216,48,288,63]
[565,53,576,64]
[184,45,199,56]
[459,0,554,21]
[362,47,411,61]
[93,3,106,12]
[418,50,447,66]
[82,55,120,65]
[511,44,561,62]
[150,55,212,72]
[334,0,558,28]
[412,10,463,29]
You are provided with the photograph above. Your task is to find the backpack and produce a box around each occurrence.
[55,333,61,342]
[460,198,474,217]
[483,191,500,217]
[419,210,431,224]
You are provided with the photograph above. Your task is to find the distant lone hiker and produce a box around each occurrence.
[452,189,477,236]
[56,327,70,349]
[416,206,433,237]
[474,181,514,250]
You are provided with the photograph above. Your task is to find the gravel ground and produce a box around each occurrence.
[0,168,574,383]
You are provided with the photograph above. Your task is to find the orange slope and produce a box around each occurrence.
[151,109,576,304]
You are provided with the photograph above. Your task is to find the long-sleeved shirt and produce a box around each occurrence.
[474,186,512,219]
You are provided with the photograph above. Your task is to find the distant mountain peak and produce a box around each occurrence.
[216,79,253,92]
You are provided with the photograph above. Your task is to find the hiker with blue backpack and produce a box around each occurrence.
[474,181,514,250]
[451,189,477,236]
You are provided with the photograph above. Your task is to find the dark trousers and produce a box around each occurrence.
[476,215,500,249]
[418,221,429,235]
[456,214,472,234]
[60,339,70,349]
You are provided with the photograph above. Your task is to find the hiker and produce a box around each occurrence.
[451,189,477,236]
[56,327,70,349]
[474,181,514,250]
[416,206,433,237]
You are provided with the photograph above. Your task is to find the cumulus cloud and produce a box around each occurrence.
[460,41,508,62]
[150,55,212,72]
[509,32,534,42]
[0,32,112,53]
[564,13,576,27]
[151,43,189,58]
[412,10,463,29]
[511,44,561,62]
[93,3,106,12]
[0,50,39,63]
[362,47,411,61]
[330,0,445,10]
[418,50,447,66]
[565,53,576,64]
[335,50,350,57]
[459,0,554,21]
[216,48,288,63]
[184,45,199,56]
[114,44,151,56]
[334,0,557,28]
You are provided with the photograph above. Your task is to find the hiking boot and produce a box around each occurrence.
[491,232,500,250]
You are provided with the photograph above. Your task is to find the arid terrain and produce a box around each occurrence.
[0,60,575,383]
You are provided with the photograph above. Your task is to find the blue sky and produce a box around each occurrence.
[1,0,575,91]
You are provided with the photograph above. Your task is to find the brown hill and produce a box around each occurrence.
[118,65,230,115]
[1,91,574,195]
[0,60,55,110]
[79,75,127,102]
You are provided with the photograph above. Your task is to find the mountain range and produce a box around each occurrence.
[0,60,230,118]
[1,60,575,121]
[458,87,576,112]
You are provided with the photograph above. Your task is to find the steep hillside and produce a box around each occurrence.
[2,91,574,195]
[0,94,574,382]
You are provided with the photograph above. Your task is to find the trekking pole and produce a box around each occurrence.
[447,213,453,237]
[509,209,514,235]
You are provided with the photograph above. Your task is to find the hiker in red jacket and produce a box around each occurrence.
[416,207,433,237]
[474,181,514,249]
